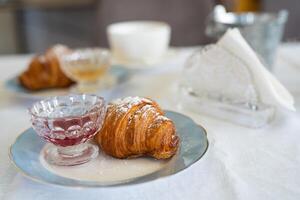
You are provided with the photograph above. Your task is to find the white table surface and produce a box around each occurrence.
[1,45,300,200]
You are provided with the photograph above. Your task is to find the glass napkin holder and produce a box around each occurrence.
[179,46,275,128]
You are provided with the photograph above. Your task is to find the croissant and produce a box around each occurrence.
[95,97,179,159]
[19,44,73,90]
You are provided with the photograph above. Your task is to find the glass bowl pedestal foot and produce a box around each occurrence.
[43,143,99,166]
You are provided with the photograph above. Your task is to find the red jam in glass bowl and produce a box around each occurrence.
[29,94,106,166]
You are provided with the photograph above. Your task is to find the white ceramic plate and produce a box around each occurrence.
[10,111,208,187]
[112,49,178,70]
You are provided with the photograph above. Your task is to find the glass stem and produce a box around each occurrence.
[57,143,88,157]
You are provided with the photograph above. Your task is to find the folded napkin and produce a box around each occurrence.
[183,28,294,112]
[217,29,295,111]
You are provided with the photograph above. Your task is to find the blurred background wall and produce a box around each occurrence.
[263,0,300,41]
[96,0,213,47]
[0,0,299,54]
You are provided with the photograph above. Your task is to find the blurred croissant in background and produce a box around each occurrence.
[95,97,179,159]
[19,44,73,90]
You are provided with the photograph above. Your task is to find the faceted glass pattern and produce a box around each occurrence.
[29,94,106,166]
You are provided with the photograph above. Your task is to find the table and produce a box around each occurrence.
[0,45,300,200]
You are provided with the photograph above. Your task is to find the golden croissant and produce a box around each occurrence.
[95,97,179,159]
[19,44,73,90]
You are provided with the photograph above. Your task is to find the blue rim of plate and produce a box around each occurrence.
[9,111,208,188]
[4,65,131,99]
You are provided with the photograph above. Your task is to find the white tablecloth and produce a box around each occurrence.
[1,45,300,200]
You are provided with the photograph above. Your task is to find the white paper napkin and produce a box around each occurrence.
[217,28,295,111]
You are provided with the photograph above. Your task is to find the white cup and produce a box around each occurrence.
[107,21,171,65]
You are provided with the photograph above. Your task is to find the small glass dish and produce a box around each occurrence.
[29,94,106,166]
[59,48,111,93]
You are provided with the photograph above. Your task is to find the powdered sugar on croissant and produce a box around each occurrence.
[95,97,179,159]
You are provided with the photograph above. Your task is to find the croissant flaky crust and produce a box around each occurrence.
[95,97,179,159]
[19,44,73,90]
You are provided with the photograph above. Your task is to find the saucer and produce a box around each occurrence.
[4,66,130,99]
[9,111,208,187]
[112,49,178,70]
